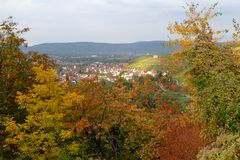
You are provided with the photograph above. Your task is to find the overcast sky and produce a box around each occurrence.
[0,0,239,45]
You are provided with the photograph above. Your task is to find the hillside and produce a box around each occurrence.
[22,41,179,56]
[128,55,171,71]
[128,55,186,81]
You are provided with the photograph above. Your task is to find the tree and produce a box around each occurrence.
[74,79,156,159]
[0,17,31,121]
[168,3,225,48]
[232,19,240,64]
[4,65,85,159]
[168,3,240,141]
[130,75,162,109]
[155,115,205,160]
[0,17,32,157]
[233,19,240,42]
[0,17,55,158]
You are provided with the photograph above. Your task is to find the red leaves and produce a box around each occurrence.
[154,117,206,160]
[76,118,90,134]
[71,74,204,159]
[166,83,180,92]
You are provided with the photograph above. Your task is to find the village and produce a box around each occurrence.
[58,62,159,83]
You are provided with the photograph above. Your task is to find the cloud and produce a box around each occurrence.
[0,0,239,45]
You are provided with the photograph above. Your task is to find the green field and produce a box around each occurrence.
[128,55,170,71]
[128,54,187,83]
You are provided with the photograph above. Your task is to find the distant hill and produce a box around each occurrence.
[22,41,179,56]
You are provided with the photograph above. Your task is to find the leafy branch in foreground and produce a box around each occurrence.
[168,2,240,140]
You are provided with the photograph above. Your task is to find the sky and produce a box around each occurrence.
[0,0,239,45]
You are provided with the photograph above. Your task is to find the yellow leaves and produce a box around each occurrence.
[180,40,192,47]
[4,137,19,154]
[173,25,196,35]
[32,65,57,83]
[130,105,138,112]
[232,45,240,65]
[3,65,86,158]
[25,115,40,127]
[60,130,73,140]
[16,91,27,108]
[168,3,225,49]
[201,22,207,30]
[4,117,17,133]
[62,92,84,110]
[67,142,80,155]
[168,23,196,48]
[171,51,184,64]
[4,137,18,147]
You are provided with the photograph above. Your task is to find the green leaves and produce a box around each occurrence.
[168,3,240,159]
[0,17,33,158]
[197,133,240,160]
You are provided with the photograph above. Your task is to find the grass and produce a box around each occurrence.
[128,54,186,82]
[128,55,171,71]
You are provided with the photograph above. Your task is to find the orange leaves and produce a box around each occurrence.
[172,25,197,35]
[75,118,90,134]
[165,83,180,92]
[4,137,18,148]
[180,40,192,47]
[3,55,201,159]
[62,92,84,110]
[152,114,205,160]
[168,3,225,49]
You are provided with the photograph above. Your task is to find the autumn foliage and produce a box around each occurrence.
[168,2,240,159]
[1,2,240,160]
[0,16,205,160]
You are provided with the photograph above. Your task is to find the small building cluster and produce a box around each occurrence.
[58,63,159,83]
